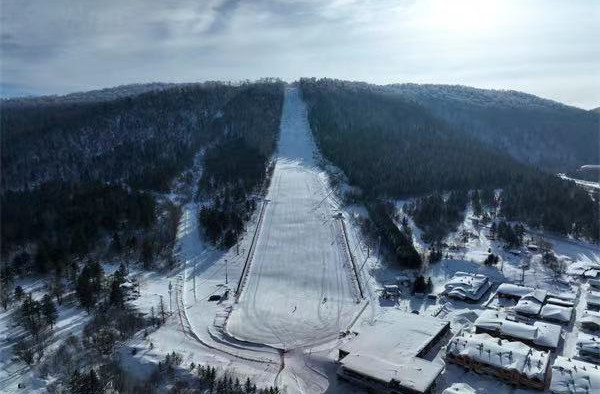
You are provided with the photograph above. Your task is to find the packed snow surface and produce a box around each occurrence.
[226,87,359,348]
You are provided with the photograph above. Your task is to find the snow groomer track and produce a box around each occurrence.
[226,87,361,349]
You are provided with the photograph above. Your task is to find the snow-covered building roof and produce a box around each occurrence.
[589,278,600,290]
[337,313,450,394]
[442,383,477,394]
[540,304,573,323]
[514,296,544,316]
[546,297,575,307]
[577,332,600,361]
[550,356,600,394]
[497,283,536,299]
[474,310,561,349]
[566,259,600,278]
[528,289,549,303]
[586,291,600,307]
[549,291,577,302]
[443,271,491,301]
[446,332,550,381]
[531,322,564,349]
[501,320,537,341]
[511,288,556,317]
[585,269,600,278]
[383,284,400,293]
[579,310,600,331]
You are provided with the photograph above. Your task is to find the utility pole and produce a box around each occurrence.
[225,259,228,285]
[193,261,197,302]
[168,281,172,313]
[378,236,382,260]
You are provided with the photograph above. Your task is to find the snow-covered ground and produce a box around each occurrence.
[558,173,600,191]
[227,87,360,348]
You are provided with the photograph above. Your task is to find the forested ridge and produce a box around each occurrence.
[300,78,599,243]
[385,83,599,172]
[300,78,533,197]
[1,77,597,263]
[1,82,238,191]
[1,80,284,262]
[197,82,284,247]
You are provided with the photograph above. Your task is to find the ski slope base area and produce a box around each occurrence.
[226,87,360,349]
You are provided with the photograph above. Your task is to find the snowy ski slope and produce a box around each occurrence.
[226,87,359,348]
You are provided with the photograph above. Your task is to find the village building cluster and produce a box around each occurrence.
[330,201,600,394]
[336,313,450,394]
[496,283,575,324]
[336,256,600,394]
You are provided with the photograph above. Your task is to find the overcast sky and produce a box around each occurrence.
[1,0,599,108]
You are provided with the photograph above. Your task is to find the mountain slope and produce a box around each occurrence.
[300,78,534,197]
[1,81,284,256]
[384,83,599,171]
[300,78,599,242]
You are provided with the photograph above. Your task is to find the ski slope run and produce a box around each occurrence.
[226,87,359,349]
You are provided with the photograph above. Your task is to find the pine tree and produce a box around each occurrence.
[244,377,254,393]
[68,370,83,393]
[0,265,11,310]
[76,266,95,313]
[91,369,101,393]
[20,293,42,337]
[41,294,58,329]
[14,285,24,301]
[158,297,166,324]
[472,190,483,217]
[111,232,122,255]
[109,266,126,307]
[426,277,433,293]
[51,273,65,305]
[141,238,154,269]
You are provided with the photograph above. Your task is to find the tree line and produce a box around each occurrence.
[300,78,599,246]
[405,191,468,244]
[198,82,284,248]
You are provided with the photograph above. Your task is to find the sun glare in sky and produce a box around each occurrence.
[1,0,598,108]
[428,0,504,32]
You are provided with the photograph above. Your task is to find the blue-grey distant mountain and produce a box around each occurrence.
[2,83,176,107]
[384,84,599,172]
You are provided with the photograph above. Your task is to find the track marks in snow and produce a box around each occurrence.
[226,87,359,349]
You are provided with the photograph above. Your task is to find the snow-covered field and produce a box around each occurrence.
[226,87,360,348]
